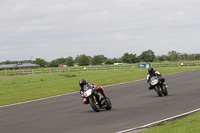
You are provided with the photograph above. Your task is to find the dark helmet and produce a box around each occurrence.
[148,67,154,73]
[79,79,86,87]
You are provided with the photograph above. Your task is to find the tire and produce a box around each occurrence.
[155,86,162,97]
[163,87,168,96]
[89,96,100,112]
[105,96,112,110]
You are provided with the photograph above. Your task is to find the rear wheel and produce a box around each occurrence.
[89,96,100,112]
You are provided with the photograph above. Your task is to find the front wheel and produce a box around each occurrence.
[105,96,112,110]
[89,96,100,112]
[163,87,168,96]
[155,86,162,97]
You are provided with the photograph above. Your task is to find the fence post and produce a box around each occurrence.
[32,69,34,75]
[5,70,7,76]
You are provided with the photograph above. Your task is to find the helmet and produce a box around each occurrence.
[79,79,86,87]
[148,67,154,73]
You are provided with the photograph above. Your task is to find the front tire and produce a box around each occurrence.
[105,96,112,110]
[89,96,100,112]
[155,86,162,97]
[163,87,168,96]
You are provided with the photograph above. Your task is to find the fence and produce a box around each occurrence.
[0,64,134,76]
[151,61,199,67]
[0,61,199,76]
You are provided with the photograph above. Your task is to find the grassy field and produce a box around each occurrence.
[142,111,200,133]
[0,66,200,106]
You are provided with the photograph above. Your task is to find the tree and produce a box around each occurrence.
[194,54,200,60]
[49,60,59,67]
[122,53,130,63]
[65,56,74,66]
[168,51,179,61]
[157,55,169,61]
[34,58,47,67]
[87,56,93,65]
[182,53,188,61]
[105,59,114,64]
[77,54,90,66]
[98,55,107,62]
[122,53,137,63]
[139,50,155,62]
[74,55,80,64]
[91,55,107,65]
[129,54,137,63]
[114,58,123,63]
[55,57,66,64]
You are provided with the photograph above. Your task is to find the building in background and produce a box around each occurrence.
[0,63,40,70]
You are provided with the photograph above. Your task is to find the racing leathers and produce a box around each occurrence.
[79,83,106,104]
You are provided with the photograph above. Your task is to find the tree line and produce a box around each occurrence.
[1,50,200,67]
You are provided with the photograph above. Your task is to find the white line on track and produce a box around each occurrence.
[116,108,200,133]
[0,70,187,109]
[116,70,199,133]
[0,92,78,108]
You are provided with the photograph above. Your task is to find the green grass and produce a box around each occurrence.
[142,111,200,133]
[0,66,200,106]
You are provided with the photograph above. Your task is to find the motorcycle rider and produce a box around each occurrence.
[147,67,168,90]
[79,79,107,104]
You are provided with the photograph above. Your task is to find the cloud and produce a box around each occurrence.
[0,0,200,62]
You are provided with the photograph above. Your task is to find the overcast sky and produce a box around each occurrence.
[0,0,200,62]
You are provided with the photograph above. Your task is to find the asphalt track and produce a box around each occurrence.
[0,70,200,133]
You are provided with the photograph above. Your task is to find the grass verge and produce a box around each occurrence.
[0,66,200,106]
[142,111,200,133]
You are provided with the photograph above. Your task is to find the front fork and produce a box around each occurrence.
[92,95,101,107]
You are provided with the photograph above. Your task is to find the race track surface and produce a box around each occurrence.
[0,70,200,133]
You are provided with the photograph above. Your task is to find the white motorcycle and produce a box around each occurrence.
[149,76,168,97]
[81,88,112,112]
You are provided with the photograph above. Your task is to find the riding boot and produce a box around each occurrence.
[100,95,107,105]
[163,82,168,88]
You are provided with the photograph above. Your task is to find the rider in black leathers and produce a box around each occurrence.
[146,67,168,90]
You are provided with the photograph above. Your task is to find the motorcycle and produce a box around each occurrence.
[80,88,112,112]
[149,76,168,97]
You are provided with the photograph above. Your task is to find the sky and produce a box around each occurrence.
[0,0,200,62]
